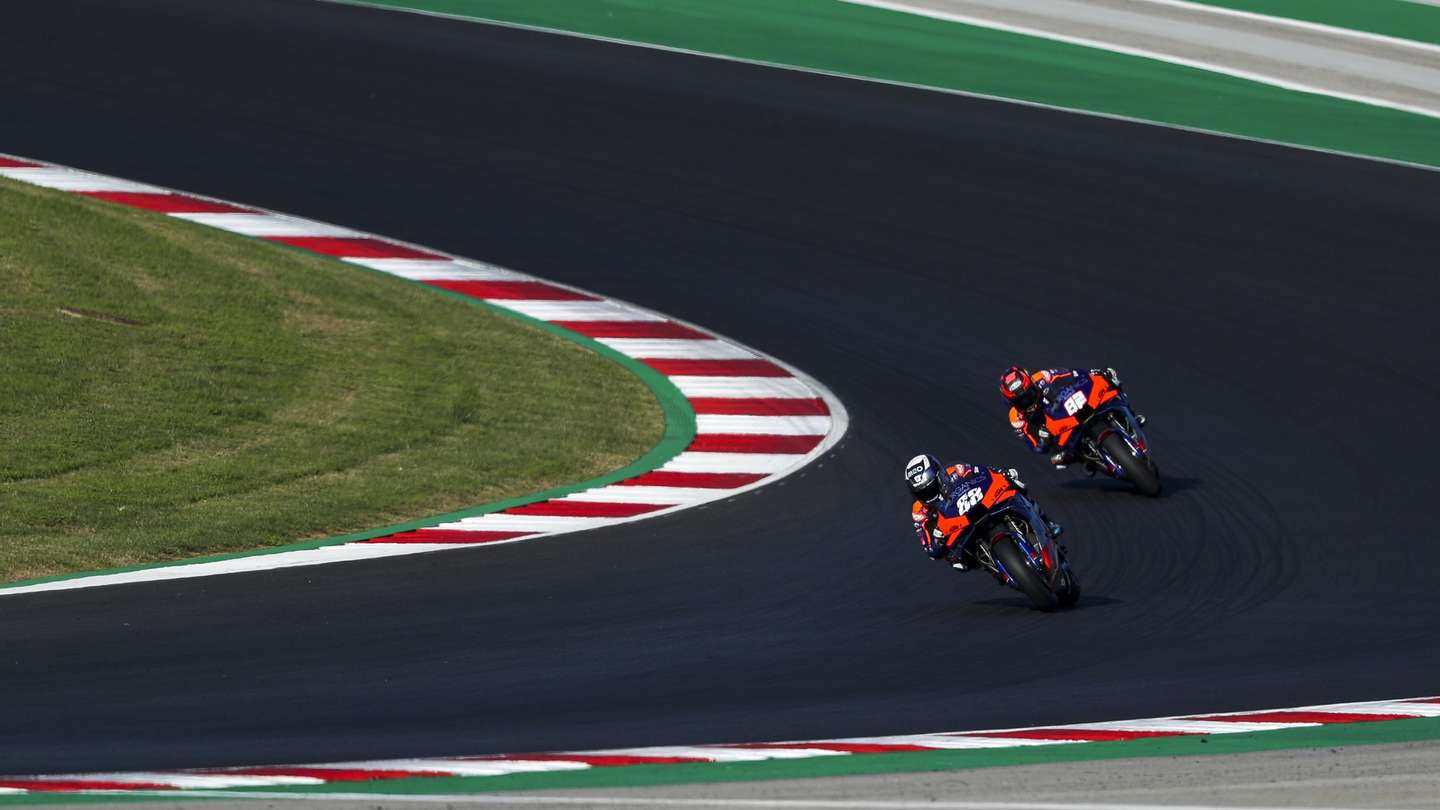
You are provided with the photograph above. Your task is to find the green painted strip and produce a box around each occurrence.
[1179,0,1440,46]
[1,716,1437,803]
[335,0,1440,170]
[0,234,696,592]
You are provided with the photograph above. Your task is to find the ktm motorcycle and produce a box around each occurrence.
[1041,371,1160,496]
[934,469,1079,611]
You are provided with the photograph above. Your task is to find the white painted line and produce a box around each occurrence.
[0,542,460,596]
[597,338,758,360]
[659,452,806,474]
[442,760,594,774]
[1284,700,1440,717]
[561,485,726,504]
[670,376,818,399]
[436,514,619,533]
[829,734,1075,749]
[0,789,24,795]
[695,415,831,436]
[575,747,781,763]
[1134,0,1440,55]
[842,0,1440,120]
[579,746,848,761]
[346,258,525,280]
[1274,696,1440,712]
[1048,719,1310,734]
[489,300,666,321]
[314,543,458,557]
[41,773,324,789]
[169,212,361,237]
[0,167,167,192]
[718,748,853,759]
[297,758,589,776]
[944,695,1440,740]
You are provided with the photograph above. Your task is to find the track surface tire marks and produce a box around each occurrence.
[3,0,1439,773]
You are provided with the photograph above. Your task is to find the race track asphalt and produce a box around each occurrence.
[3,0,1439,775]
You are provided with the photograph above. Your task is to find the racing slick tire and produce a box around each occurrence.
[1100,432,1161,496]
[991,536,1058,612]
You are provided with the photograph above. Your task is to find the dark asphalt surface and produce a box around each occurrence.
[4,0,1440,775]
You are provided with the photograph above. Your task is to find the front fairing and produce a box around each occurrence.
[932,470,1012,551]
[1041,376,1093,447]
[1045,374,1126,450]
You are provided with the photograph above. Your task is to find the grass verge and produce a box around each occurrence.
[0,177,664,582]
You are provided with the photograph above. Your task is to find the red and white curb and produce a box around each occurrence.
[1,696,1435,794]
[0,154,847,595]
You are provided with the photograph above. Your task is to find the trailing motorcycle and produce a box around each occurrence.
[933,468,1079,611]
[1041,371,1160,496]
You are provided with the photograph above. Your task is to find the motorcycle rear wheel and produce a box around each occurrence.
[1100,432,1161,496]
[991,536,1058,612]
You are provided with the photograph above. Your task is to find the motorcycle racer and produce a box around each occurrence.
[905,453,1062,570]
[1000,366,1143,469]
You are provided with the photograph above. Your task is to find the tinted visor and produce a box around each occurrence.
[1010,386,1038,410]
[913,476,941,502]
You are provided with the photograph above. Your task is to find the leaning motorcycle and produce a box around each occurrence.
[1042,371,1160,496]
[935,470,1080,611]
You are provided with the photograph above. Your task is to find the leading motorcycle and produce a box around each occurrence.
[933,469,1080,611]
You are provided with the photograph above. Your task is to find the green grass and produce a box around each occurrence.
[0,178,663,582]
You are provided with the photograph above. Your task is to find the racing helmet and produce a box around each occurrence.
[1000,366,1039,410]
[904,453,951,503]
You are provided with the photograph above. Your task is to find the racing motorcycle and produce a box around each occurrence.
[933,468,1080,611]
[1040,370,1160,496]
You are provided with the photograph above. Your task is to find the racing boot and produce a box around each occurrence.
[1137,413,1148,426]
[949,549,974,572]
[1046,520,1064,539]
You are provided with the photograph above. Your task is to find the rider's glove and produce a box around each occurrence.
[1005,468,1027,492]
[926,529,950,559]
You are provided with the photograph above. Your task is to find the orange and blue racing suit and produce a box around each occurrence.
[1007,368,1124,462]
[911,463,1054,568]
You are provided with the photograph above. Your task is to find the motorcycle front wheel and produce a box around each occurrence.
[1099,432,1161,496]
[991,536,1058,612]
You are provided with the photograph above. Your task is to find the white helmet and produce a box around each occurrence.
[904,453,951,503]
